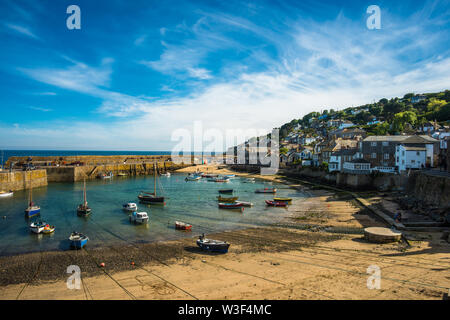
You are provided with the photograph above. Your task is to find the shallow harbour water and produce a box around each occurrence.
[0,173,305,256]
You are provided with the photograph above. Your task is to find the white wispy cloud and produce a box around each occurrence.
[28,106,52,112]
[4,23,39,40]
[7,2,450,150]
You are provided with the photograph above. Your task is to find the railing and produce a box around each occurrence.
[372,166,396,173]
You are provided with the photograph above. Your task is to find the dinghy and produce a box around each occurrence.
[255,188,277,194]
[274,197,292,204]
[218,189,233,194]
[42,224,55,234]
[161,172,171,177]
[123,203,138,212]
[175,221,192,231]
[243,178,255,183]
[217,195,238,203]
[185,175,201,181]
[129,211,149,224]
[214,178,230,183]
[69,232,89,249]
[25,175,40,218]
[197,234,230,253]
[218,202,244,212]
[265,200,288,207]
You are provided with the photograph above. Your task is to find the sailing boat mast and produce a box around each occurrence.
[28,170,32,206]
[83,178,87,206]
[154,163,156,196]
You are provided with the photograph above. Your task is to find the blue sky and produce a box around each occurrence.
[0,0,449,150]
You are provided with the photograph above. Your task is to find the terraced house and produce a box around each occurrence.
[361,135,439,169]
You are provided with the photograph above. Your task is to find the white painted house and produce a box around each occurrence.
[395,145,427,172]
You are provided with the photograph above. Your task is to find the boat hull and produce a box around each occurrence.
[25,207,40,218]
[218,189,233,194]
[196,240,230,253]
[265,200,288,207]
[70,238,88,249]
[138,195,165,203]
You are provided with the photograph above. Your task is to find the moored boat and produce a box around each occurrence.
[42,224,55,234]
[69,232,89,249]
[161,172,171,177]
[175,221,192,231]
[0,190,13,198]
[218,189,233,194]
[99,172,113,179]
[123,202,138,212]
[197,234,230,253]
[223,174,235,179]
[218,202,244,212]
[77,179,91,217]
[185,175,201,181]
[214,177,230,183]
[265,200,288,207]
[138,163,165,204]
[217,195,238,203]
[274,197,292,204]
[25,174,40,218]
[255,188,277,194]
[243,178,255,183]
[236,201,253,207]
[129,211,149,224]
[30,221,46,234]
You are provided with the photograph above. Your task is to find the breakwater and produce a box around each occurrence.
[1,155,193,189]
[0,169,48,191]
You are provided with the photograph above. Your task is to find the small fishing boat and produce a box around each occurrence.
[218,202,244,212]
[42,224,55,234]
[223,174,235,179]
[217,195,238,203]
[214,178,230,183]
[0,190,13,198]
[274,197,292,204]
[255,188,277,194]
[218,189,233,194]
[30,221,46,234]
[236,201,253,207]
[265,200,288,207]
[123,203,138,212]
[69,232,89,249]
[185,175,201,181]
[243,178,255,183]
[77,179,91,216]
[175,221,192,231]
[117,172,128,177]
[197,234,230,253]
[129,211,149,224]
[161,172,171,177]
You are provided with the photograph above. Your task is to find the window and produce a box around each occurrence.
[416,152,420,156]
[371,142,377,147]
[396,157,399,162]
[384,153,389,160]
[411,160,415,164]
[371,153,376,159]
[382,142,388,147]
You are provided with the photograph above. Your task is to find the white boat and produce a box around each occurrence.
[0,190,13,198]
[123,202,138,212]
[30,221,46,234]
[129,211,149,224]
[161,172,171,177]
[185,175,201,181]
[243,178,255,183]
[236,201,253,207]
[99,172,113,179]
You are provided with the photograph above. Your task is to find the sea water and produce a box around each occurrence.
[0,173,305,256]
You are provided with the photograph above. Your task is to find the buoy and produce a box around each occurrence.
[100,262,105,267]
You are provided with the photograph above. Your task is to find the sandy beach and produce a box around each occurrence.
[0,165,449,300]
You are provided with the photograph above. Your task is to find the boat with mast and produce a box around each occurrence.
[77,179,92,216]
[138,163,165,204]
[25,171,40,218]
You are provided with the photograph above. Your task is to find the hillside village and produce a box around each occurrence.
[236,90,450,175]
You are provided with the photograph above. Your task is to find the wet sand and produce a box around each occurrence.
[1,165,449,300]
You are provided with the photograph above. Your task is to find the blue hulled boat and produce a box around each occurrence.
[69,232,89,249]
